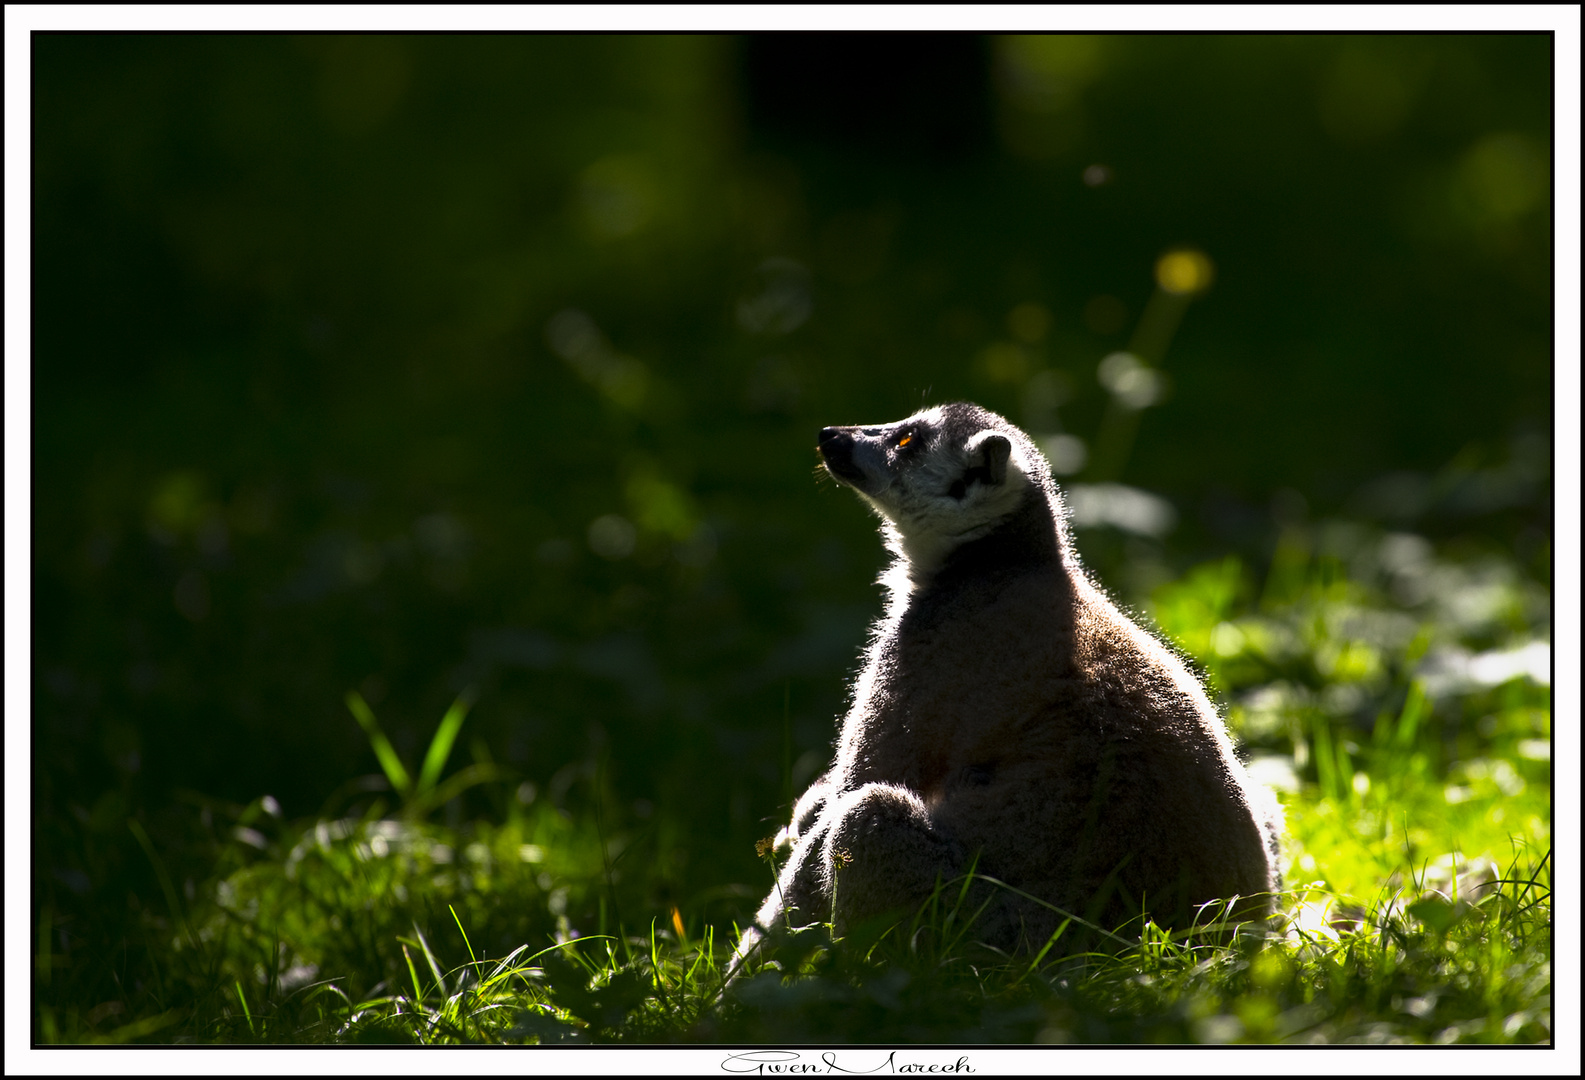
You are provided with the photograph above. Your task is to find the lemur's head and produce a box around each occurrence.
[818,402,1053,582]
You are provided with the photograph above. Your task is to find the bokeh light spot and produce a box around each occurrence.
[1155,249,1215,296]
[587,514,637,560]
[978,341,1028,383]
[996,34,1104,112]
[1318,46,1424,145]
[626,467,697,541]
[737,258,811,335]
[314,35,411,134]
[1097,351,1166,409]
[1454,132,1547,224]
[1007,301,1052,344]
[1040,433,1088,476]
[577,155,657,240]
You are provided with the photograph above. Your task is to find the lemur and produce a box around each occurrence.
[734,402,1281,971]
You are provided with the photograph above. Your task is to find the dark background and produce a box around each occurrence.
[32,34,1552,927]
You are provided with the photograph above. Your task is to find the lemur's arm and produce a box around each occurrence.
[730,768,842,983]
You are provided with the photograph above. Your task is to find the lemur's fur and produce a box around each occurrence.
[735,403,1281,968]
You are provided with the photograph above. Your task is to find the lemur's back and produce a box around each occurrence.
[846,532,1275,944]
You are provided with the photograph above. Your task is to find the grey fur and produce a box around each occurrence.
[734,403,1282,969]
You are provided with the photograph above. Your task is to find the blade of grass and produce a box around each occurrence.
[1016,918,1073,986]
[402,943,426,1003]
[127,819,199,954]
[412,922,448,997]
[592,756,627,960]
[346,691,412,799]
[1312,714,1338,803]
[965,872,1136,948]
[481,944,532,993]
[89,1008,183,1045]
[684,926,712,986]
[408,762,506,820]
[1394,681,1427,753]
[650,917,672,1007]
[417,689,475,797]
[450,904,478,966]
[234,980,256,1036]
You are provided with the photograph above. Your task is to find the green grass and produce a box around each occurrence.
[32,521,1551,1045]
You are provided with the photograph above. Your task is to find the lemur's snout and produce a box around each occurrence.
[816,427,868,489]
[817,426,852,465]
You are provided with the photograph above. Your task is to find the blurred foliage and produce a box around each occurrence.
[29,34,1551,1044]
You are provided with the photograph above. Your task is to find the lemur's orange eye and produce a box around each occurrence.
[898,434,912,448]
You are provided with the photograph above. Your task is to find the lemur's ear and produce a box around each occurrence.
[967,432,1012,485]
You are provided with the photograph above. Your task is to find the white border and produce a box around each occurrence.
[1549,0,1584,1071]
[2,4,1582,32]
[6,5,1580,1076]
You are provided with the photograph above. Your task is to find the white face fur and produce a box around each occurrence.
[819,406,1032,584]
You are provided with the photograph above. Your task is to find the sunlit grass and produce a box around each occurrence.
[33,524,1551,1045]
